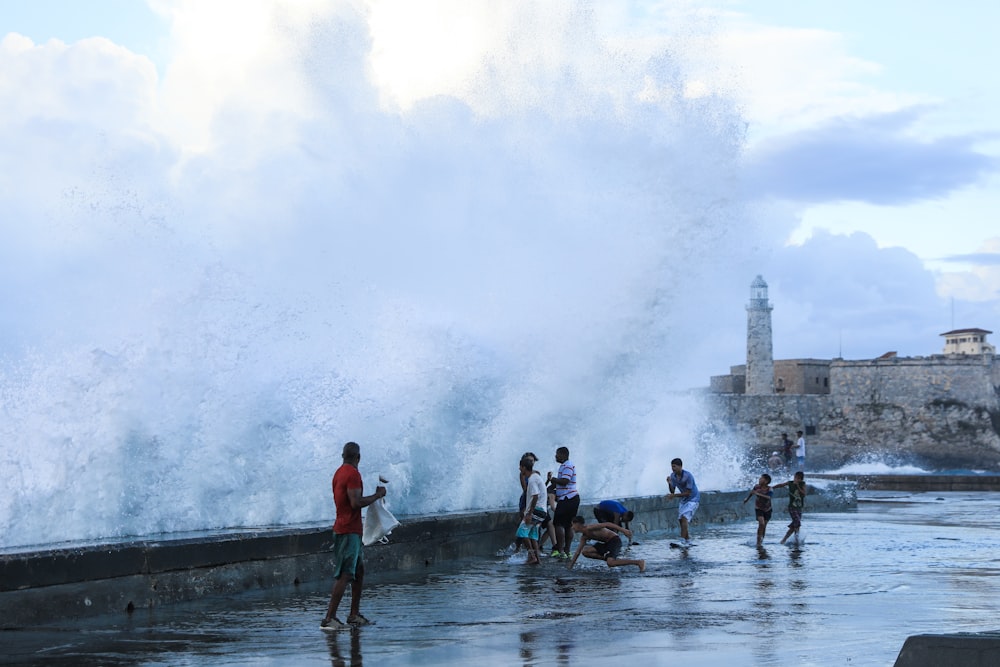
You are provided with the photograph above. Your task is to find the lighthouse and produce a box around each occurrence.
[746,275,774,395]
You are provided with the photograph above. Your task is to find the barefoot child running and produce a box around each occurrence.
[743,473,773,546]
[773,471,807,545]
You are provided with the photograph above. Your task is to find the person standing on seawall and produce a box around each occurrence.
[666,457,700,545]
[795,430,806,469]
[321,441,386,631]
[550,446,580,559]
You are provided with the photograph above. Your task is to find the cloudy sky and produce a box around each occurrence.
[3,0,997,377]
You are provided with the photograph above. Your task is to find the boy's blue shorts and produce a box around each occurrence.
[516,522,540,540]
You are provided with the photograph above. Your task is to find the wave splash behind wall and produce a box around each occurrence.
[0,5,755,549]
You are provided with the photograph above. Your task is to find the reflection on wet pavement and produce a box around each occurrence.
[3,492,1000,666]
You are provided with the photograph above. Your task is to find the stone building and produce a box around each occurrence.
[941,328,995,356]
[712,359,831,395]
[706,278,1000,470]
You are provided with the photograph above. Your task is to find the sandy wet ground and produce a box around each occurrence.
[3,491,1000,666]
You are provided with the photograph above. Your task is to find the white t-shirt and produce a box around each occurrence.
[796,436,806,457]
[525,473,547,512]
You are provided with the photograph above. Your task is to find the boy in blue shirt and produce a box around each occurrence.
[593,499,634,530]
[666,458,699,545]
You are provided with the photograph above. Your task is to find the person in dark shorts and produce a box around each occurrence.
[549,446,580,558]
[593,499,635,538]
[566,516,645,571]
[743,473,773,546]
[774,471,807,545]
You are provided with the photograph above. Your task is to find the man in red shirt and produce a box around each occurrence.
[321,441,386,630]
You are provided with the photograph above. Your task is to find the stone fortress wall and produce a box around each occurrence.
[831,354,1000,405]
[706,277,1000,470]
[708,355,1000,470]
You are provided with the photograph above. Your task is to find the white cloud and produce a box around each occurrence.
[0,32,168,250]
[0,32,158,129]
[714,24,922,139]
[366,0,494,109]
[937,237,1000,304]
[764,230,949,360]
[150,0,330,152]
[594,6,925,140]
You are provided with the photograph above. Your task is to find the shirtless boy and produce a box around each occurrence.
[566,516,646,572]
[743,473,773,546]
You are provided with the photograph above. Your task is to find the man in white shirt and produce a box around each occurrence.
[795,430,806,469]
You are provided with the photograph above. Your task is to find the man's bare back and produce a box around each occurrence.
[580,523,621,543]
[567,519,645,572]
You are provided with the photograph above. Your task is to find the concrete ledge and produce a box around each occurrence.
[0,483,855,626]
[811,473,1000,492]
[894,632,1000,667]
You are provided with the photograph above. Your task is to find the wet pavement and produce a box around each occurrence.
[3,490,1000,666]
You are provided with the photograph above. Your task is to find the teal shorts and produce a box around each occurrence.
[332,533,364,580]
[516,521,540,541]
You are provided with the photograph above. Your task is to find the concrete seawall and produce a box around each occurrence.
[1,484,855,627]
[811,473,1000,492]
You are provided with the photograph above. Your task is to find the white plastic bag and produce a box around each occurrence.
[362,498,400,546]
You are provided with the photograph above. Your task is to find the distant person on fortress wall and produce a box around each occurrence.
[773,471,807,545]
[795,431,806,469]
[566,516,645,572]
[321,441,386,631]
[550,446,580,559]
[781,433,794,464]
[743,473,773,546]
[516,456,547,565]
[666,458,700,545]
[593,500,635,535]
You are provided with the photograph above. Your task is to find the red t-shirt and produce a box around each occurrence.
[332,463,364,535]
